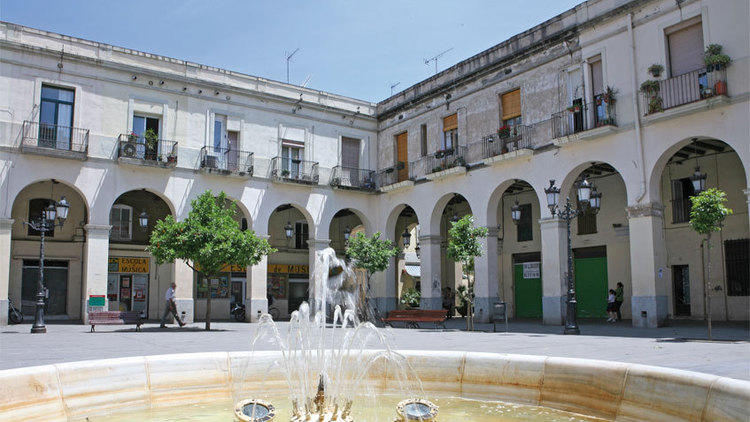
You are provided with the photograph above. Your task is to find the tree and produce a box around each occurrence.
[446,215,488,331]
[148,191,275,330]
[345,231,399,319]
[689,188,732,340]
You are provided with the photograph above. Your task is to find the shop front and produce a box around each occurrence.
[107,257,150,317]
[267,263,308,318]
[194,264,246,321]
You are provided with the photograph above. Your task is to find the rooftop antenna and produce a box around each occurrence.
[424,47,453,75]
[302,74,313,88]
[285,48,300,83]
[390,81,401,96]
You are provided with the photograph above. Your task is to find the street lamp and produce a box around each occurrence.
[511,200,522,225]
[23,196,70,334]
[690,166,707,193]
[415,243,421,258]
[343,226,351,242]
[544,178,603,335]
[401,227,411,248]
[589,187,602,214]
[138,211,149,230]
[284,221,294,239]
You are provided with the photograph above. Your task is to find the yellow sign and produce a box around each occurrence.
[109,257,150,273]
[268,264,309,275]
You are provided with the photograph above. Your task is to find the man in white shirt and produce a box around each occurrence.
[160,282,185,328]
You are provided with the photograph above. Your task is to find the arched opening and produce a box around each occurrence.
[107,190,172,320]
[9,180,88,320]
[391,205,419,310]
[653,138,748,321]
[562,162,629,320]
[432,193,472,316]
[267,204,314,319]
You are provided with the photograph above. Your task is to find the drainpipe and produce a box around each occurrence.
[627,13,647,203]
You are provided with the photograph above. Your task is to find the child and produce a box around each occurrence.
[606,289,617,322]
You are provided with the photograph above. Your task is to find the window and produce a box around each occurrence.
[27,198,55,237]
[341,137,360,169]
[281,140,304,178]
[671,178,695,224]
[725,239,749,296]
[516,203,532,242]
[589,57,608,126]
[667,21,704,77]
[442,114,457,152]
[501,89,522,136]
[110,204,133,241]
[420,124,427,157]
[39,85,75,149]
[577,199,597,235]
[294,221,309,249]
[132,115,160,158]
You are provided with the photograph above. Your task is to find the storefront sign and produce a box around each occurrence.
[522,262,540,279]
[268,264,309,275]
[108,257,150,273]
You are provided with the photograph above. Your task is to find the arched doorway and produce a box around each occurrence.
[9,180,88,320]
[267,204,314,318]
[387,205,419,311]
[431,193,472,315]
[107,190,172,320]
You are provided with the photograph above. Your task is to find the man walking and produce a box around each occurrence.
[160,282,185,328]
[614,282,624,321]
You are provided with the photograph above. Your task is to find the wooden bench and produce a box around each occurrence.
[382,309,447,329]
[89,311,143,332]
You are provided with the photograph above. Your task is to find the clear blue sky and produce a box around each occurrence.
[1,0,581,102]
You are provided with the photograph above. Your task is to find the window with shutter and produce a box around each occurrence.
[501,89,521,120]
[442,114,457,151]
[590,58,604,96]
[667,21,704,77]
[420,124,427,157]
[341,137,359,169]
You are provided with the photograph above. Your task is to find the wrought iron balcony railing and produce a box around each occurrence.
[375,162,406,188]
[21,120,89,156]
[117,134,178,167]
[331,166,376,191]
[639,68,727,115]
[551,96,617,138]
[199,146,254,176]
[271,156,319,184]
[409,145,467,180]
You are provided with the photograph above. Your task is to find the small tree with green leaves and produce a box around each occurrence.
[689,188,732,340]
[148,191,275,330]
[446,215,488,331]
[345,231,399,319]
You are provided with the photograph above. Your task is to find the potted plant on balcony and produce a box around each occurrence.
[639,80,660,95]
[602,86,617,103]
[648,64,664,78]
[648,96,664,114]
[281,169,290,177]
[498,125,511,139]
[143,128,158,161]
[704,44,730,72]
[127,131,138,143]
[566,104,581,113]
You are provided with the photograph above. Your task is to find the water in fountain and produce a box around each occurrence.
[246,247,426,421]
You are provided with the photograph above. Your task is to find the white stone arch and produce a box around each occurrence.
[261,202,316,238]
[426,192,473,235]
[558,160,632,208]
[484,178,541,228]
[384,203,423,243]
[107,188,177,220]
[7,177,91,222]
[319,206,372,241]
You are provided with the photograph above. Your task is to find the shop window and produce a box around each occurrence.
[725,239,749,296]
[671,178,695,224]
[577,199,597,235]
[196,275,230,299]
[110,204,133,241]
[27,198,55,237]
[295,221,309,249]
[516,203,532,242]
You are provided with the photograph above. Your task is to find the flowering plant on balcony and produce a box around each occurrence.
[602,86,617,103]
[498,125,510,139]
[566,105,581,113]
[704,44,730,71]
[127,131,139,143]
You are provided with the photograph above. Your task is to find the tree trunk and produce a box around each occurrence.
[706,233,712,341]
[203,272,212,331]
[466,264,474,332]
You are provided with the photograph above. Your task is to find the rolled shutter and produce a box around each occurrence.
[668,22,704,76]
[341,137,359,169]
[501,89,521,120]
[443,114,457,131]
[590,59,604,95]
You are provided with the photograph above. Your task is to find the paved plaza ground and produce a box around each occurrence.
[1,318,748,380]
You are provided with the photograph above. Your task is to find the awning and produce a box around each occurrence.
[404,265,421,278]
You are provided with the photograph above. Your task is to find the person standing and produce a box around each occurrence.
[160,282,185,328]
[614,282,624,321]
[606,289,617,322]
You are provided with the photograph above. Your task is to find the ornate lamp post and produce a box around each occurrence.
[544,176,601,335]
[22,196,70,333]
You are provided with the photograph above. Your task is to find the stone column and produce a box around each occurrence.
[0,219,13,326]
[82,225,111,324]
[473,226,499,322]
[744,189,750,228]
[627,203,668,328]
[246,252,268,322]
[418,234,442,309]
[539,217,566,325]
[173,259,194,323]
[308,238,331,310]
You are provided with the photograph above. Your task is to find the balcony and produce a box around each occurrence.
[552,97,617,144]
[410,145,468,181]
[21,120,89,160]
[117,134,178,168]
[199,146,254,177]
[270,156,319,185]
[468,124,539,165]
[375,163,414,191]
[639,68,728,121]
[330,166,376,191]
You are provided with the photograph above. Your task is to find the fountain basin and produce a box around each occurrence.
[0,350,746,421]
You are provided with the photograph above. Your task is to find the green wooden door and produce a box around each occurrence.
[514,263,542,318]
[574,257,608,318]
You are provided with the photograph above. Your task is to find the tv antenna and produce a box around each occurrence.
[285,48,300,83]
[302,74,313,88]
[424,47,453,75]
[390,81,400,95]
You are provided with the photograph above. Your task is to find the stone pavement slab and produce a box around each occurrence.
[1,319,748,380]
